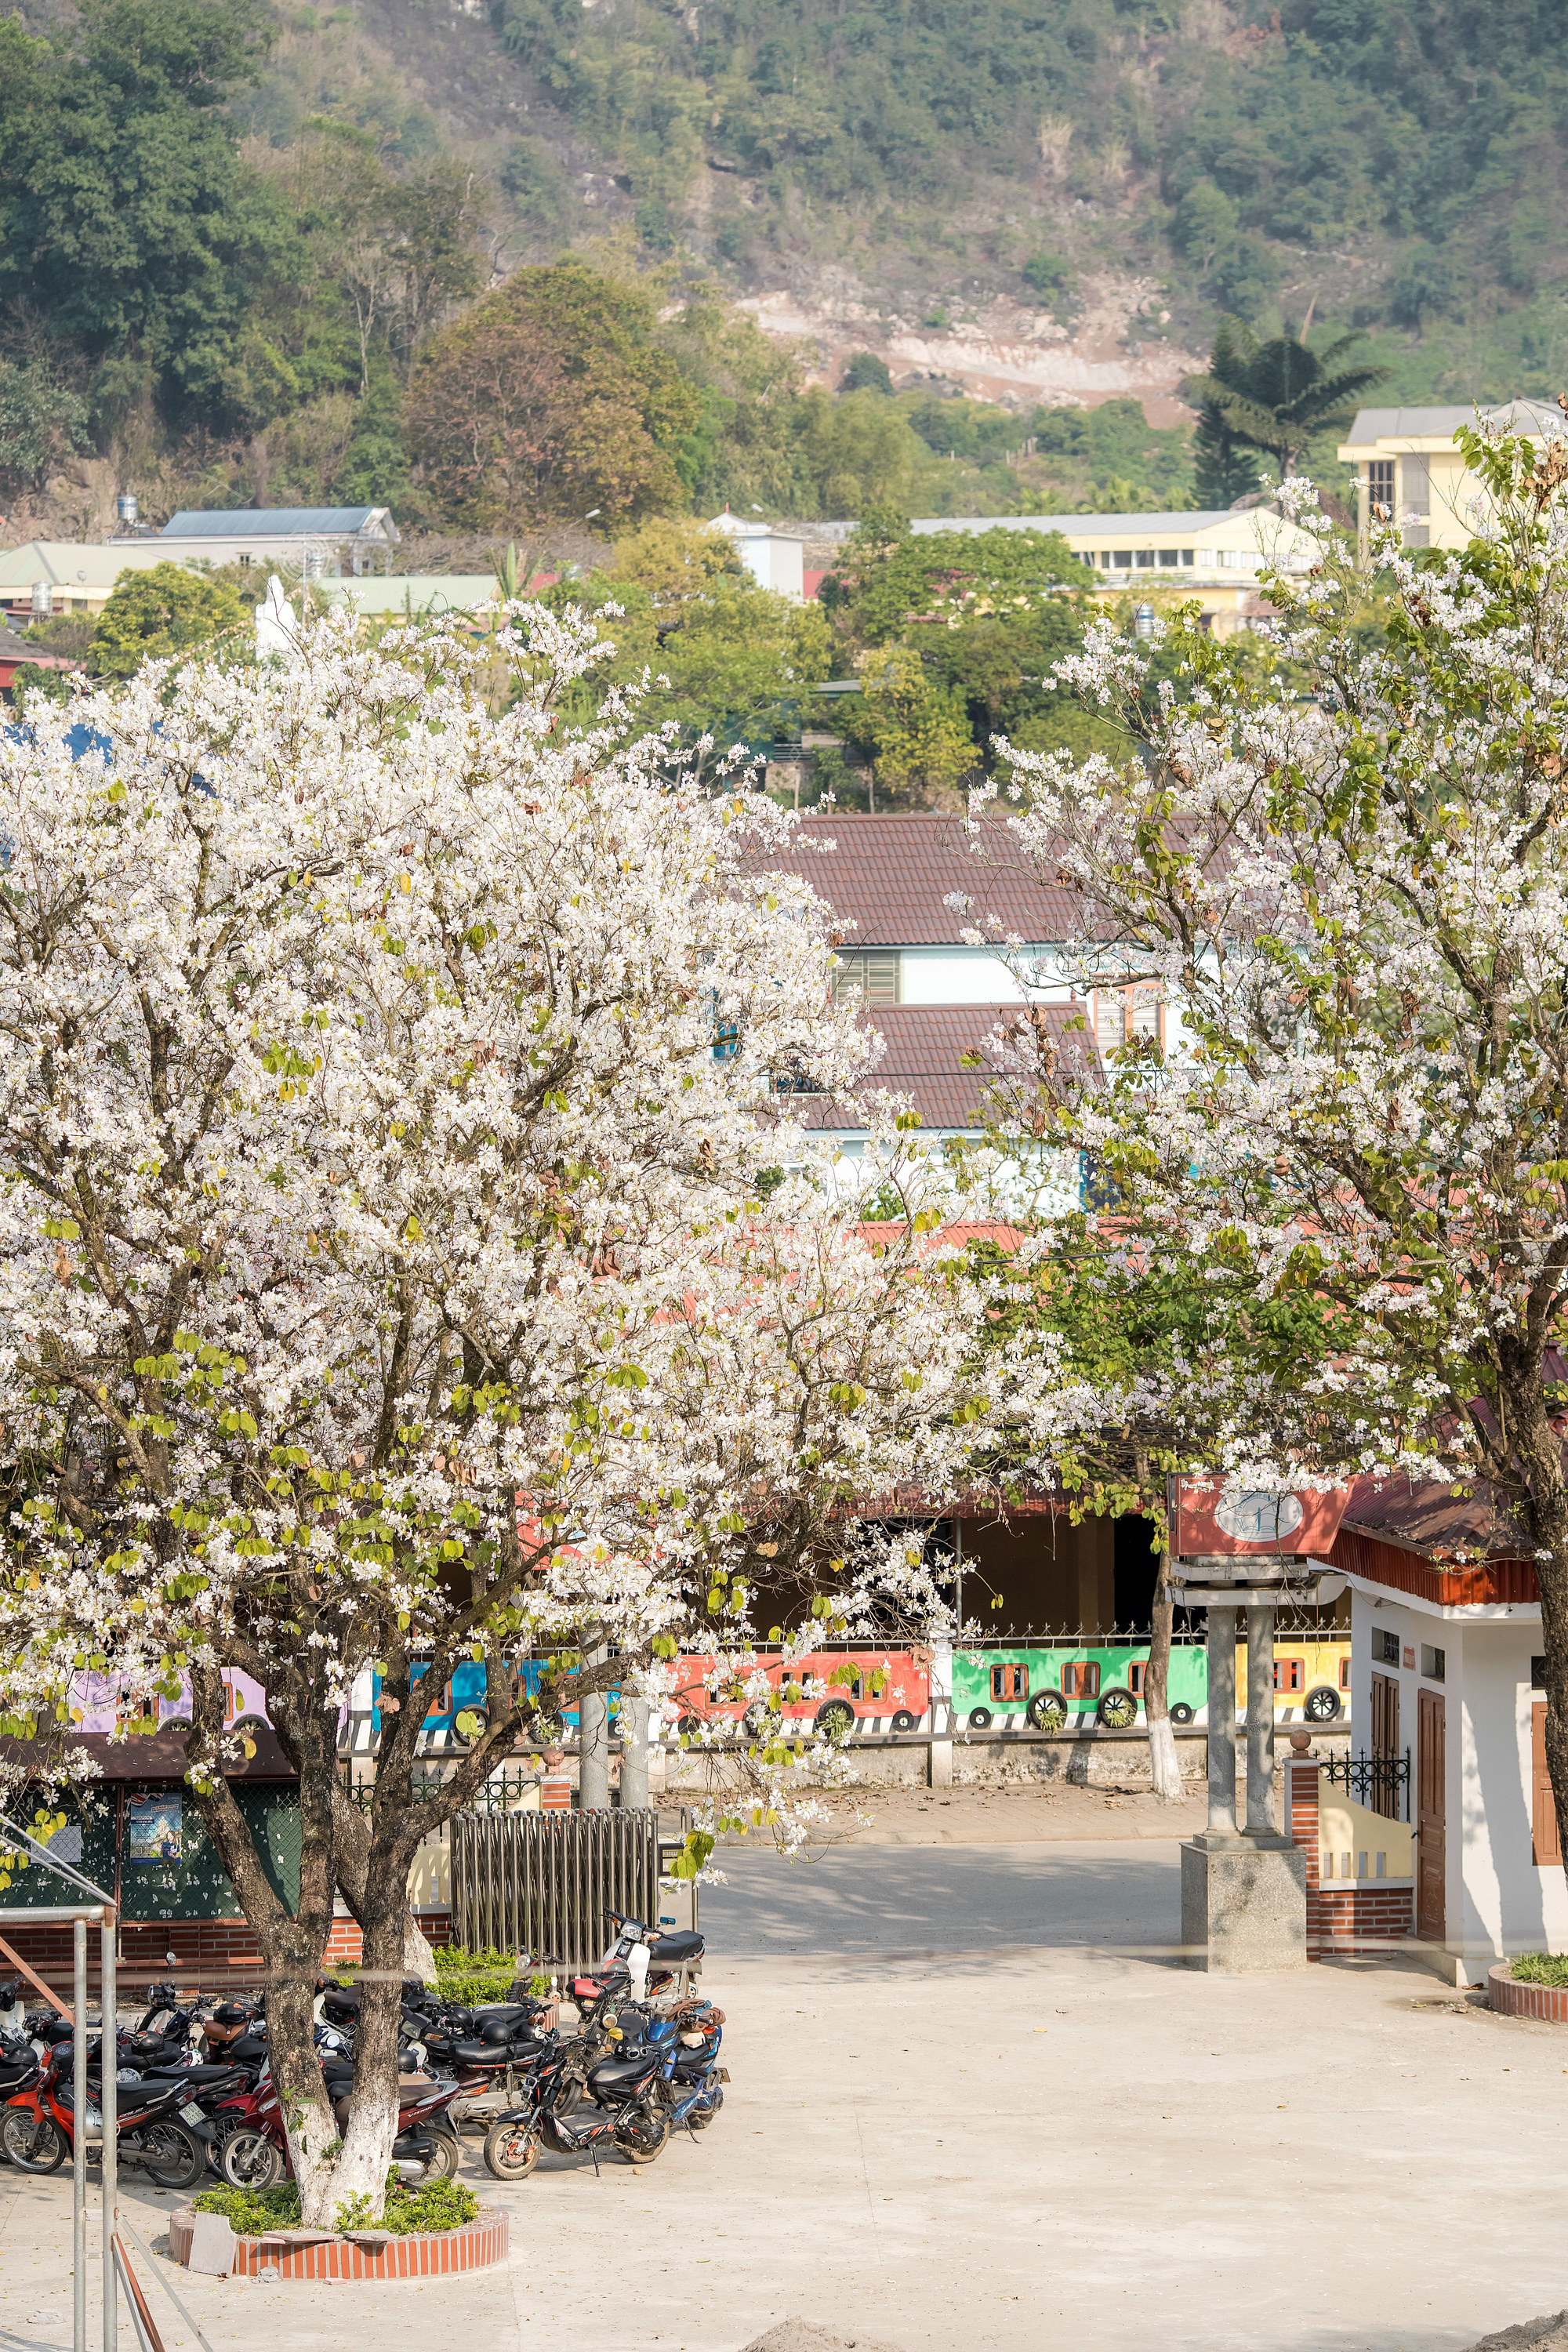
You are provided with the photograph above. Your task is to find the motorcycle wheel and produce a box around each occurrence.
[138,2121,205,2192]
[482,2120,539,2180]
[686,2086,723,2132]
[616,2103,671,2165]
[220,2129,283,2190]
[1,2110,65,2173]
[402,2130,458,2185]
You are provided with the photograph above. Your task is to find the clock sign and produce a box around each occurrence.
[1214,1492,1305,1544]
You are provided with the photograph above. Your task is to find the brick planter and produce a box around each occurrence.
[168,2203,508,2281]
[1488,1963,1568,2023]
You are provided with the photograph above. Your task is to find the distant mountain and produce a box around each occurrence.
[256,0,1568,414]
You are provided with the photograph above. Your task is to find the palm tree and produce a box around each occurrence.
[1188,316,1390,482]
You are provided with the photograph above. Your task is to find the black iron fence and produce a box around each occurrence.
[450,1806,663,1969]
[1322,1748,1410,1823]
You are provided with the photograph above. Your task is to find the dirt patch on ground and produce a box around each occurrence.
[1466,2319,1568,2351]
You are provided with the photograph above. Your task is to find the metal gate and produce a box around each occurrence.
[450,1807,662,1969]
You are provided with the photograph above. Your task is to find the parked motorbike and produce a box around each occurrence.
[0,2047,231,2188]
[481,1997,671,2180]
[644,1998,728,2135]
[212,2054,467,2190]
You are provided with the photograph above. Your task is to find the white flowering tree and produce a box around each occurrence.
[967,412,1568,1864]
[0,601,1034,2220]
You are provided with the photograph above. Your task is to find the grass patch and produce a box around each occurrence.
[432,1943,547,2006]
[194,2174,478,2236]
[1507,1952,1568,1987]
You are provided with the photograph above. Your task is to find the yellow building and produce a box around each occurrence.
[1337,398,1558,550]
[912,505,1324,637]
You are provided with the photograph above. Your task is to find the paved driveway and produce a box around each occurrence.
[2,1843,1563,2352]
[700,1836,1182,1955]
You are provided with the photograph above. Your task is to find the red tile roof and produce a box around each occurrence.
[757,813,1076,946]
[800,1001,1092,1131]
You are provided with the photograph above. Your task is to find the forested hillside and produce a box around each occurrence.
[1,0,1566,541]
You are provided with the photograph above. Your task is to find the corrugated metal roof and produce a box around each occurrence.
[912,513,1229,539]
[159,507,390,539]
[799,1001,1093,1131]
[1343,406,1474,442]
[754,813,1076,946]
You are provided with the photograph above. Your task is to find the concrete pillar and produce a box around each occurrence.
[619,1692,650,1810]
[928,1638,953,1788]
[1245,1603,1276,1838]
[1206,1606,1237,1838]
[579,1646,609,1811]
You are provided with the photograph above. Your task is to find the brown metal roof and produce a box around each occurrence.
[800,1002,1092,1131]
[757,814,1076,946]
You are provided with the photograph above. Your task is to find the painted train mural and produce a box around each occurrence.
[71,1633,1351,1759]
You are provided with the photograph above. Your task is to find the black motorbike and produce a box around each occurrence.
[481,1994,670,2179]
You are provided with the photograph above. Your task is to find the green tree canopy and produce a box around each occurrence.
[0,0,285,419]
[88,562,252,680]
[408,260,701,527]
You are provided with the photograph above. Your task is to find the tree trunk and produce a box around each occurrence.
[328,1893,409,2220]
[331,1778,438,1987]
[187,1678,347,2225]
[1144,1548,1185,1803]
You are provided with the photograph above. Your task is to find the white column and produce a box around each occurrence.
[1246,1603,1277,1836]
[929,1639,953,1790]
[1207,1606,1237,1838]
[579,1646,609,1811]
[619,1692,650,1810]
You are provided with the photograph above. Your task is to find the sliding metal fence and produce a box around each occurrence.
[450,1806,662,1969]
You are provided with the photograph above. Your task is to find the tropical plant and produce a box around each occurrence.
[1186,317,1390,481]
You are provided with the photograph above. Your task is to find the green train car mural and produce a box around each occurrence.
[954,1635,1349,1732]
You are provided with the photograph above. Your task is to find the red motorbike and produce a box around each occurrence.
[212,2060,466,2190]
[1,2046,226,2189]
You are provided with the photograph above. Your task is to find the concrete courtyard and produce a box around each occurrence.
[2,1833,1566,2352]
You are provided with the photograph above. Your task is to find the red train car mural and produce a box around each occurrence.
[669,1646,930,1739]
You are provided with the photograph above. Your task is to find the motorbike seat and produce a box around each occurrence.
[229,2036,269,2063]
[587,2053,657,2090]
[452,2036,543,2065]
[134,2064,241,2087]
[648,1930,703,1963]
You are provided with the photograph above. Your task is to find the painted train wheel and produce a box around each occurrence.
[890,1709,919,1733]
[1171,1702,1195,1726]
[1026,1691,1069,1732]
[1096,1687,1138,1730]
[1304,1686,1341,1723]
[967,1706,993,1731]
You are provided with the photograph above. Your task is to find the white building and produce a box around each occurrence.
[708,512,805,600]
[1319,1475,1564,1980]
[753,811,1114,1207]
[151,505,401,576]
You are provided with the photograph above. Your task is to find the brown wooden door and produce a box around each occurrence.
[1533,1703,1560,1867]
[1370,1673,1400,1820]
[1417,1689,1446,1944]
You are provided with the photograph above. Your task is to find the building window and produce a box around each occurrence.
[1134,550,1155,568]
[1062,1661,1100,1698]
[1094,983,1163,1057]
[1180,550,1195,565]
[1273,1658,1305,1693]
[1158,549,1181,568]
[1374,1627,1399,1666]
[1533,1656,1548,1690]
[238,553,253,568]
[1107,551,1133,569]
[1367,459,1395,512]
[991,1664,1027,1702]
[1420,1644,1446,1682]
[832,949,900,1006]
